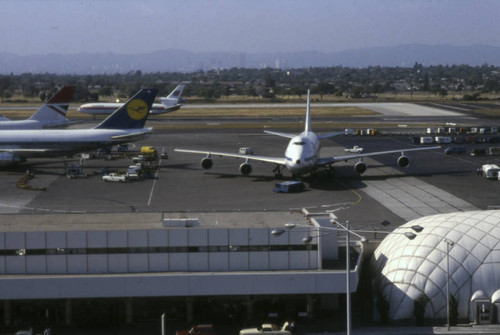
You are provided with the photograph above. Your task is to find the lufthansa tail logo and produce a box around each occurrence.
[127,99,148,120]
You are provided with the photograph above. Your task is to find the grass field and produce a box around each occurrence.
[0,105,378,120]
[2,93,500,123]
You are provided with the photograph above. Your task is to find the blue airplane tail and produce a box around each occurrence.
[95,88,158,129]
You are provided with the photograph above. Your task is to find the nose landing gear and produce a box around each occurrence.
[273,165,283,179]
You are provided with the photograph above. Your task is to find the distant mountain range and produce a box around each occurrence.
[1,44,500,74]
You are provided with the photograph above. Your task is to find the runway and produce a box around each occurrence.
[185,102,464,117]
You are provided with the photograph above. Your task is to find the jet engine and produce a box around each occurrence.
[397,155,410,168]
[0,152,22,166]
[239,163,252,175]
[201,157,213,170]
[354,161,367,174]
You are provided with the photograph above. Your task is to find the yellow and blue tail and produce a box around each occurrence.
[95,88,158,129]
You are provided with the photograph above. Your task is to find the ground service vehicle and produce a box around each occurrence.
[239,147,254,155]
[481,164,500,180]
[273,181,305,193]
[345,145,363,153]
[471,148,486,156]
[444,146,466,154]
[239,324,291,335]
[176,324,216,335]
[102,173,127,182]
[141,146,157,155]
[489,147,500,155]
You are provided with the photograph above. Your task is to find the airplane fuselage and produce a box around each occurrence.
[78,103,179,115]
[0,120,46,130]
[0,128,152,159]
[0,119,71,130]
[284,131,321,175]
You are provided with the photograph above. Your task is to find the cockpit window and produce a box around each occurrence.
[293,141,305,145]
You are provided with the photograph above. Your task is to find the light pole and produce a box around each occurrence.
[443,239,455,331]
[271,220,423,335]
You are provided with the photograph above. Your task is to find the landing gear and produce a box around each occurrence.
[273,165,283,179]
[327,164,334,176]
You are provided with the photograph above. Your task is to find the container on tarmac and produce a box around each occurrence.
[435,136,452,144]
[420,136,434,144]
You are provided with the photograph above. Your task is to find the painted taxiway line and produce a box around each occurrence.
[349,166,478,222]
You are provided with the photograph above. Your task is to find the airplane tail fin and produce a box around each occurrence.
[304,89,311,135]
[28,86,75,123]
[160,84,185,107]
[95,88,158,129]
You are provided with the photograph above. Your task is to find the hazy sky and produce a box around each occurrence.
[1,0,499,55]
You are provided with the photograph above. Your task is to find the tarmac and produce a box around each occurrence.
[324,324,500,334]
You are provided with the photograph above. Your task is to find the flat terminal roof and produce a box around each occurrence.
[0,210,314,232]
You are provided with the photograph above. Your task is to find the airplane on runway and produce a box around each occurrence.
[0,86,74,130]
[0,88,158,166]
[175,90,440,178]
[78,84,185,116]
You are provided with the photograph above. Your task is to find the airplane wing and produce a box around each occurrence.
[319,130,353,139]
[263,130,296,139]
[0,149,48,153]
[318,146,441,166]
[174,148,287,166]
[109,129,153,141]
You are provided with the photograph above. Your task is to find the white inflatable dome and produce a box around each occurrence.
[372,210,500,320]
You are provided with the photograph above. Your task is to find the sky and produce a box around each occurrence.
[1,0,499,56]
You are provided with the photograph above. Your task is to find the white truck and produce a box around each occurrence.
[481,164,500,180]
[239,324,291,335]
[102,173,127,182]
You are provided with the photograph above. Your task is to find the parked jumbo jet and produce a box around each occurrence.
[78,84,185,116]
[175,90,440,178]
[0,86,74,130]
[0,88,158,166]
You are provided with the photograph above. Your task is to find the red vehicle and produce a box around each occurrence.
[176,324,216,335]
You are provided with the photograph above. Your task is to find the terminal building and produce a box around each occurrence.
[0,211,363,328]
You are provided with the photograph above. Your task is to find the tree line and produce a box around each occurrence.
[1,63,499,102]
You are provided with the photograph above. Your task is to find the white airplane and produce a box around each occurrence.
[0,88,158,166]
[0,86,74,130]
[78,84,185,116]
[175,90,440,178]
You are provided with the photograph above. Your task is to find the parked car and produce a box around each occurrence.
[239,323,291,335]
[15,330,32,335]
[176,324,216,335]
